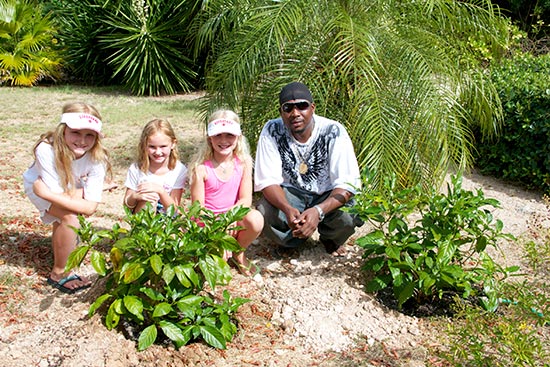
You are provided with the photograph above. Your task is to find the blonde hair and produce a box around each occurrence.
[188,109,251,184]
[136,119,180,173]
[32,102,112,193]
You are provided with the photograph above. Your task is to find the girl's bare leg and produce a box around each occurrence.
[47,207,91,290]
[232,209,264,266]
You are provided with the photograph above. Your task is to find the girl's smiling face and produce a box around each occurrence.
[147,132,175,166]
[209,133,238,156]
[64,127,97,158]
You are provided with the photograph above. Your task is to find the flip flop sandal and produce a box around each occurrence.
[47,274,91,294]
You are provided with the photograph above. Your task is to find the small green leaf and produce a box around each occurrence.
[123,295,144,320]
[475,236,487,252]
[106,301,121,330]
[362,256,386,272]
[65,245,90,272]
[88,294,112,317]
[199,255,222,290]
[199,325,226,349]
[138,325,158,351]
[122,263,144,283]
[150,254,163,275]
[90,250,107,276]
[110,247,124,271]
[141,287,165,301]
[174,264,194,287]
[153,302,173,318]
[385,245,401,260]
[505,265,520,273]
[162,264,176,285]
[396,281,415,308]
[366,275,391,292]
[159,320,189,349]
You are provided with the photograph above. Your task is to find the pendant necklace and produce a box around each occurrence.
[292,145,311,175]
[213,157,233,175]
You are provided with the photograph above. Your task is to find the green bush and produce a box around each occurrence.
[67,202,250,351]
[348,171,517,310]
[44,0,198,95]
[42,0,115,85]
[0,0,61,86]
[475,52,550,193]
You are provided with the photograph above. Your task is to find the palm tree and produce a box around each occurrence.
[192,0,512,191]
[0,0,60,86]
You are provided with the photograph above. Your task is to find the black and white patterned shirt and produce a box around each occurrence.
[254,114,360,194]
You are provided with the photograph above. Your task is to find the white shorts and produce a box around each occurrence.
[24,181,59,224]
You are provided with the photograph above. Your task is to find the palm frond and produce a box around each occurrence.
[193,0,511,192]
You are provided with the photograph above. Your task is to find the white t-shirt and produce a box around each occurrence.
[254,114,360,195]
[124,161,187,195]
[22,141,106,223]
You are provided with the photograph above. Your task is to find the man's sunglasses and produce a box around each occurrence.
[281,100,311,113]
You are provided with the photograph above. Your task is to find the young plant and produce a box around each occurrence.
[435,195,550,366]
[438,281,549,366]
[66,201,250,351]
[348,171,517,310]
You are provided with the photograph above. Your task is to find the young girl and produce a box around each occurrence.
[189,110,264,277]
[23,102,111,294]
[124,119,187,213]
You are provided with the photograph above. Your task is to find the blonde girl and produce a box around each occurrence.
[23,102,111,294]
[189,110,264,277]
[123,119,187,213]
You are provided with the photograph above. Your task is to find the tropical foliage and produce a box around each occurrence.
[192,0,515,192]
[0,0,60,86]
[99,0,197,96]
[44,0,198,95]
[42,0,115,85]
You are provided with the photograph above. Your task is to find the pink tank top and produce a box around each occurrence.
[203,157,243,213]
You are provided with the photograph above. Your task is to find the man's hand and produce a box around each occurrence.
[291,207,321,239]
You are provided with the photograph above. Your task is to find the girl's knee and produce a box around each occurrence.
[244,209,264,231]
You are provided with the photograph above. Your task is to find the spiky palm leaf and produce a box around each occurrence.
[45,0,115,85]
[99,0,197,96]
[193,0,511,192]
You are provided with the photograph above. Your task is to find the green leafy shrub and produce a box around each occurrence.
[434,185,550,365]
[67,202,250,351]
[475,52,550,193]
[348,171,517,310]
[0,0,61,86]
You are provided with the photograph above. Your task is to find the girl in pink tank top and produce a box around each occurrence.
[189,110,264,278]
